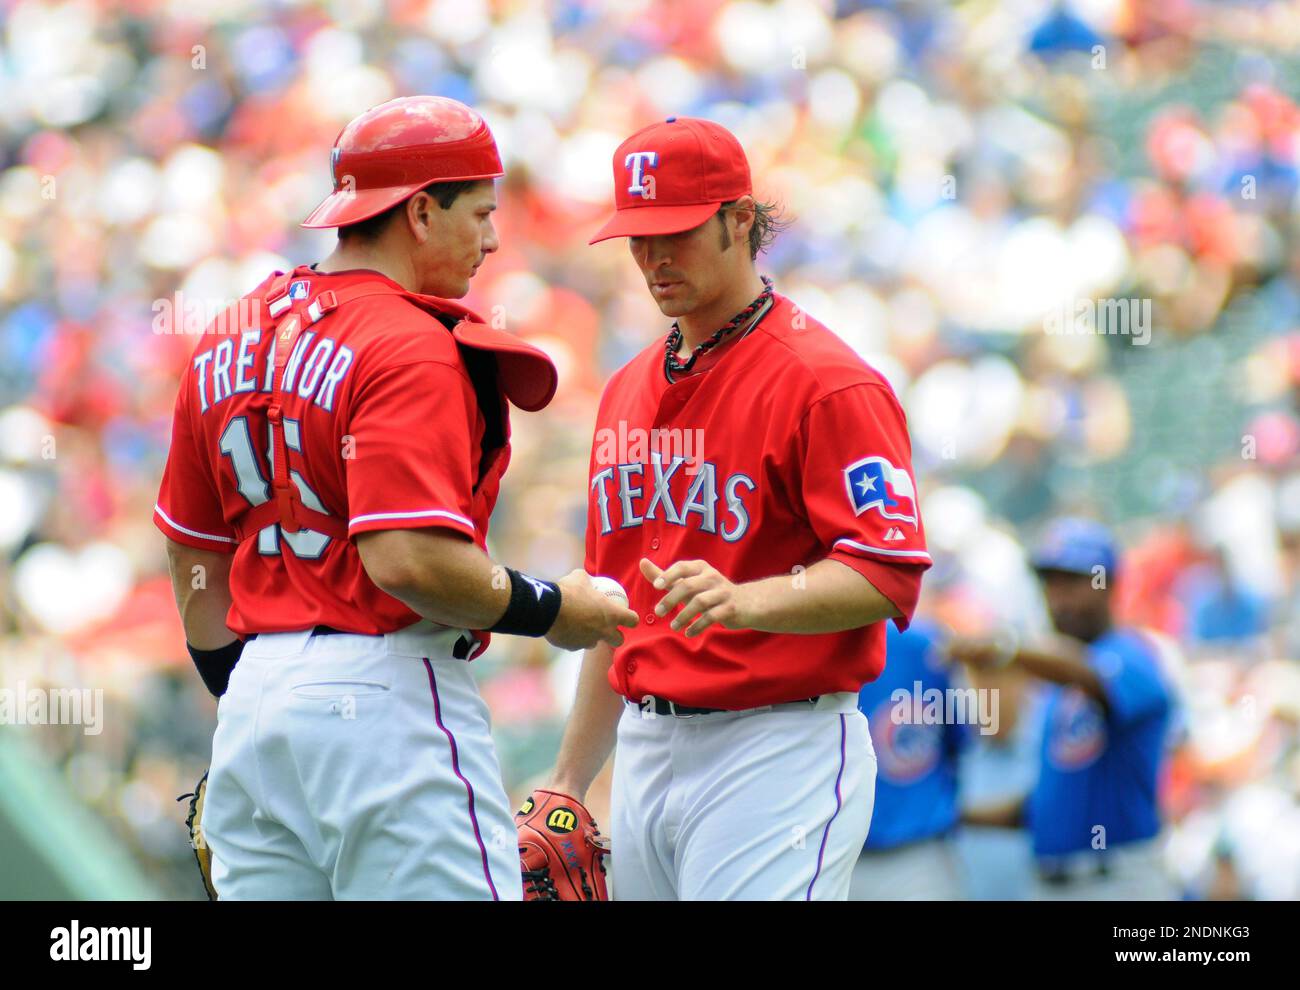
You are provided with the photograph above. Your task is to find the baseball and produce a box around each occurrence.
[589,575,629,606]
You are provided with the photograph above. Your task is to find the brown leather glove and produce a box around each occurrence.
[516,789,610,901]
[179,770,217,901]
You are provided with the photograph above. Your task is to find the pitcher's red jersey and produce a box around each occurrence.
[155,266,511,641]
[585,292,931,709]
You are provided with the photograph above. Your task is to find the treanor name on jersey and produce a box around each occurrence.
[591,457,755,542]
[191,329,356,415]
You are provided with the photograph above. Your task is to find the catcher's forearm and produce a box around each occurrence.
[549,642,622,801]
[355,528,512,630]
[165,538,238,649]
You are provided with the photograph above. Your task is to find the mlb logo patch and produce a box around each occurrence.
[288,280,310,300]
[844,456,918,528]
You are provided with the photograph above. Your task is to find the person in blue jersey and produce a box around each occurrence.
[950,518,1177,900]
[849,618,969,900]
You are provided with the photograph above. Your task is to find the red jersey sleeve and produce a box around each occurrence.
[344,359,482,541]
[797,383,931,629]
[154,370,237,553]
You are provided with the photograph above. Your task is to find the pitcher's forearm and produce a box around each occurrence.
[550,643,624,801]
[741,558,901,633]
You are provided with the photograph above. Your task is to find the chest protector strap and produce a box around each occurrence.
[235,274,556,543]
[236,278,348,540]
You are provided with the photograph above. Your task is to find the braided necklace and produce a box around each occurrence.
[664,275,774,379]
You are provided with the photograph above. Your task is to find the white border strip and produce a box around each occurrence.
[349,508,476,532]
[834,537,932,561]
[154,504,237,544]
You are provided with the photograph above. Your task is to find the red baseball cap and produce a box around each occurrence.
[588,117,752,244]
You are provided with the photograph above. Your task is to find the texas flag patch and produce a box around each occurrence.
[844,456,918,529]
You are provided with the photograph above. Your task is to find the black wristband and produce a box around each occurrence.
[187,639,244,698]
[488,568,562,637]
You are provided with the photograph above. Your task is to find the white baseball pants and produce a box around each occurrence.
[609,697,876,900]
[204,623,521,900]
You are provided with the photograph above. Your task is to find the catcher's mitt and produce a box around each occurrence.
[178,770,217,901]
[516,789,610,901]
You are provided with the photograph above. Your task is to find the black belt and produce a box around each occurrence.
[246,625,348,641]
[639,695,821,717]
[246,626,473,660]
[643,698,727,717]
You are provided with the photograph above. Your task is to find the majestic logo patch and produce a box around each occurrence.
[844,456,918,528]
[624,151,659,198]
[546,808,578,833]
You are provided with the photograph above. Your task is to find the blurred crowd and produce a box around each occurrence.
[2,0,1300,898]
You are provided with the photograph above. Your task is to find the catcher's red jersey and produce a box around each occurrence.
[585,292,931,709]
[155,266,511,642]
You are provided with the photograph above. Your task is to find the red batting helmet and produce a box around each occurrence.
[301,95,504,229]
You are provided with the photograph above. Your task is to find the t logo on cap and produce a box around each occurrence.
[589,117,752,244]
[624,151,659,199]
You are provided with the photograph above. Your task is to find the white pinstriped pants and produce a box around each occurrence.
[204,624,521,900]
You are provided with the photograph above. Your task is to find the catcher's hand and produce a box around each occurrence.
[516,789,610,901]
[178,770,217,901]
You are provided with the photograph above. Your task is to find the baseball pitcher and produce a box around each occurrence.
[521,117,932,900]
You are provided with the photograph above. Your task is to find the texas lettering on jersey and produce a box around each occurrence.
[585,292,931,710]
[590,455,755,542]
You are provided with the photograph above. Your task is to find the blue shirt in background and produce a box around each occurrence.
[858,619,966,850]
[1028,627,1172,857]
